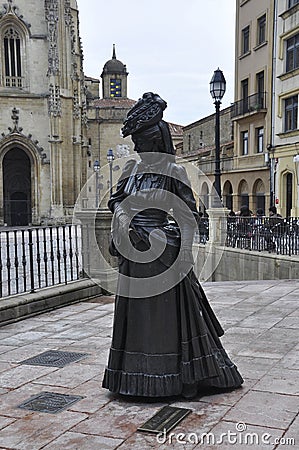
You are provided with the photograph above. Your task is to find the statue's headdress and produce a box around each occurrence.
[122,92,175,156]
[122,92,167,137]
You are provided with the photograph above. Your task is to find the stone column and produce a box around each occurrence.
[203,207,229,281]
[75,208,118,294]
[206,207,229,245]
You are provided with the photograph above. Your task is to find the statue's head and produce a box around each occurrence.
[122,92,175,156]
[122,92,166,138]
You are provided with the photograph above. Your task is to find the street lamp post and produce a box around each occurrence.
[107,148,115,197]
[93,159,100,208]
[210,68,226,207]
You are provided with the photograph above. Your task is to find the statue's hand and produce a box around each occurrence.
[113,205,131,232]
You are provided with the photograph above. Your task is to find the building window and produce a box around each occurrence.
[257,14,266,45]
[241,131,249,155]
[188,134,191,152]
[284,95,298,131]
[3,27,22,87]
[256,127,264,153]
[286,33,299,72]
[289,0,299,8]
[110,79,121,97]
[242,26,250,54]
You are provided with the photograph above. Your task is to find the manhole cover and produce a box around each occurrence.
[19,350,89,368]
[17,391,83,414]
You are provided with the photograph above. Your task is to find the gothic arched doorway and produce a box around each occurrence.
[3,148,32,226]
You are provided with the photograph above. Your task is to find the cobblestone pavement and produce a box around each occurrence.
[0,279,298,449]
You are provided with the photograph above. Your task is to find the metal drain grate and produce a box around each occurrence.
[17,391,84,414]
[19,350,89,368]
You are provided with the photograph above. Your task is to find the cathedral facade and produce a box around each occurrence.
[0,0,88,225]
[0,1,183,225]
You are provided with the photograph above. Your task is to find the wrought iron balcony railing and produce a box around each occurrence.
[231,92,267,118]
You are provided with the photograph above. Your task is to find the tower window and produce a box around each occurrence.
[110,79,121,97]
[3,27,22,87]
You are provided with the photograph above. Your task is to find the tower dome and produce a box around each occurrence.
[101,45,128,76]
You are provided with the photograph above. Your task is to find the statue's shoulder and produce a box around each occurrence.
[168,162,190,186]
[120,159,138,179]
[169,162,188,176]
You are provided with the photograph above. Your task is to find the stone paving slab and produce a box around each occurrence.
[0,280,298,449]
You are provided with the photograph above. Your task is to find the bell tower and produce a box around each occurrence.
[101,45,128,99]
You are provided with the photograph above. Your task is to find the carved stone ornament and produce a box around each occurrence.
[73,88,80,119]
[0,108,49,164]
[64,0,72,26]
[48,83,62,117]
[45,0,60,76]
[0,0,31,30]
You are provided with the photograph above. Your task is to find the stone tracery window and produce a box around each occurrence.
[3,27,23,88]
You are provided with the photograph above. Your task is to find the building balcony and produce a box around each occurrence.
[231,92,267,119]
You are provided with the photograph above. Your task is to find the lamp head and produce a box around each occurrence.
[107,148,114,163]
[93,160,100,172]
[210,68,226,102]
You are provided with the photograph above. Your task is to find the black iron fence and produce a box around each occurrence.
[194,216,299,256]
[0,224,82,298]
[226,216,299,256]
[1,216,297,298]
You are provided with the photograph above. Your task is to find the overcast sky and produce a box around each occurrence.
[76,0,236,126]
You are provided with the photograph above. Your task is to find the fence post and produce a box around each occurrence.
[28,228,35,293]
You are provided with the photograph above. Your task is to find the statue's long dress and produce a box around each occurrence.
[102,159,243,397]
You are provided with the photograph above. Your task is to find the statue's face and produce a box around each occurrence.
[132,126,164,155]
[132,135,155,154]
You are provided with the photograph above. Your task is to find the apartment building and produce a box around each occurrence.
[172,1,299,218]
[231,0,274,214]
[181,0,274,214]
[272,0,299,216]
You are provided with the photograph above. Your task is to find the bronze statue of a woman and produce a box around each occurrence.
[102,92,243,398]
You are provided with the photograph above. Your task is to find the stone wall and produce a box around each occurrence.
[194,243,299,282]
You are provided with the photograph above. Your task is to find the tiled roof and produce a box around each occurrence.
[168,122,183,136]
[91,98,136,108]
